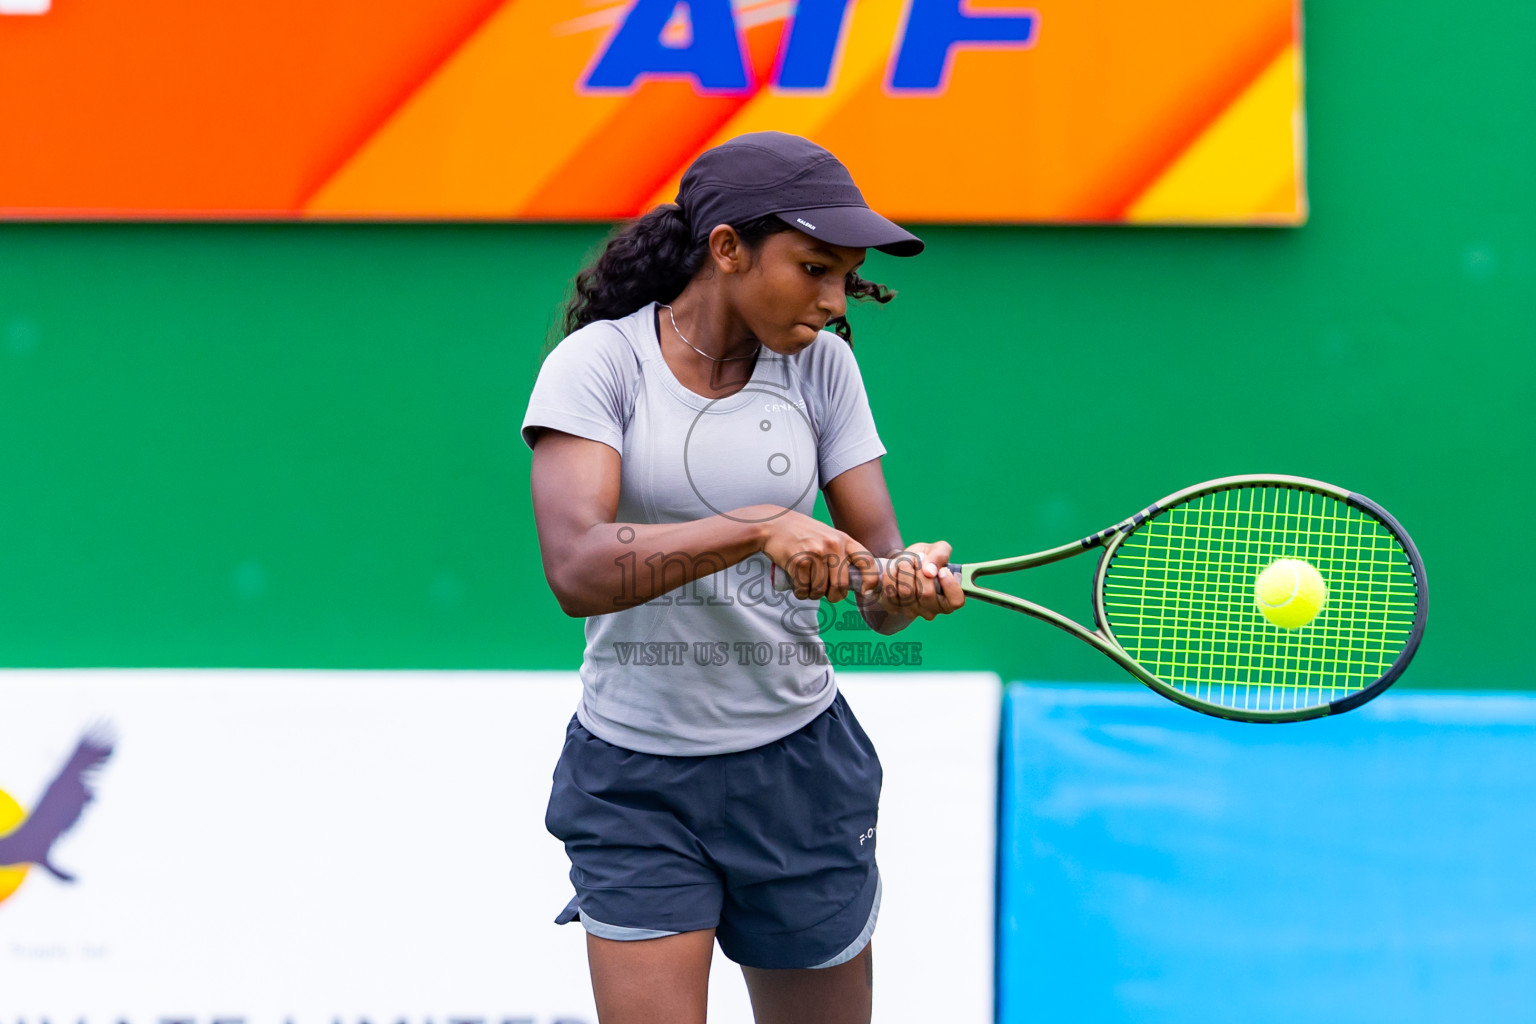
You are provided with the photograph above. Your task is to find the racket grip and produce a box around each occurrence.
[769,557,963,594]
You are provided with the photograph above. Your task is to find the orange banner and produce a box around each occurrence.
[0,0,1304,223]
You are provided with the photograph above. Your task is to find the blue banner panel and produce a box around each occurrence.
[999,684,1536,1024]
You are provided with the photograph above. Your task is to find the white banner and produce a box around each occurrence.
[0,670,997,1023]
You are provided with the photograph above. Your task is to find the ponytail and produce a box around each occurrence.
[562,204,701,337]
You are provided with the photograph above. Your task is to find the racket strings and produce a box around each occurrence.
[1101,485,1420,714]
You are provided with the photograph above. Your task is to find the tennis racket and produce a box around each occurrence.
[774,474,1427,723]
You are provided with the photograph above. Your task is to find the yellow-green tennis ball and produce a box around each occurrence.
[1254,558,1328,630]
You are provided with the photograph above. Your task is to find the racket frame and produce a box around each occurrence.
[952,474,1428,723]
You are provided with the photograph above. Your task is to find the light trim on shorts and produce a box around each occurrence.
[578,910,682,942]
[810,871,882,970]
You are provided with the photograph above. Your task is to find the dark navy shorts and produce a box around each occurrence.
[545,690,883,970]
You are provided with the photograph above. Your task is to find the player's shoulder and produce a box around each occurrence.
[543,306,652,376]
[793,329,859,372]
[553,308,649,358]
[788,329,864,390]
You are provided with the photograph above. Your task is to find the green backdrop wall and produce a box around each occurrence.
[1,2,1531,687]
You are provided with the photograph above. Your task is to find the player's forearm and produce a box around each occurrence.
[542,507,778,617]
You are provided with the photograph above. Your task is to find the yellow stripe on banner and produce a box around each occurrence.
[1126,43,1305,225]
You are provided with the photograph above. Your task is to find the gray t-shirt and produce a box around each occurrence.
[522,302,886,755]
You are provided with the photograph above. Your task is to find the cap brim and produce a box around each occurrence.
[775,208,925,257]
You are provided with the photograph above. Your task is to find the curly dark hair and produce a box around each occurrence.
[558,205,895,345]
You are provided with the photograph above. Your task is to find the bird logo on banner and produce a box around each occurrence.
[0,727,115,905]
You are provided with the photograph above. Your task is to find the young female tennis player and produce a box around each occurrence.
[523,132,963,1024]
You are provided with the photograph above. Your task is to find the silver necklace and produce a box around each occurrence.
[662,304,760,362]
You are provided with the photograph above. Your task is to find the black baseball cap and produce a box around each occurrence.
[676,132,924,257]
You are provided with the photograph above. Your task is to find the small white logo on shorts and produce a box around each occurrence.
[858,827,877,846]
[796,217,817,231]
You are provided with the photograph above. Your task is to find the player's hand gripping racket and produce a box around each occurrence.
[774,475,1427,723]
